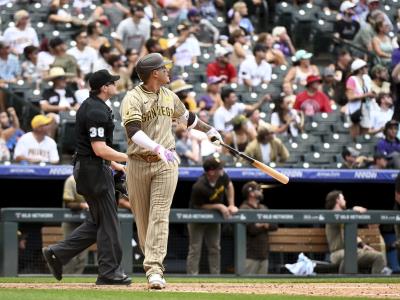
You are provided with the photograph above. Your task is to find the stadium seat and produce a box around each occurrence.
[297,133,323,145]
[313,143,344,154]
[312,111,342,124]
[304,122,332,136]
[303,152,334,165]
[332,121,351,134]
[323,133,353,145]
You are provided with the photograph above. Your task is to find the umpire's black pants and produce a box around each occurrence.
[51,159,124,279]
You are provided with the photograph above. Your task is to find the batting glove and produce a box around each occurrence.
[153,145,177,163]
[206,128,222,145]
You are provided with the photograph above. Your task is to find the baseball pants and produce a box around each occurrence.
[245,258,269,274]
[186,223,221,275]
[126,158,178,277]
[330,248,386,274]
[51,160,124,279]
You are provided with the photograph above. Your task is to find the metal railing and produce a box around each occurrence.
[1,208,400,276]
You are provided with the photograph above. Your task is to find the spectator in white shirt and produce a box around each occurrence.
[14,114,60,164]
[115,3,151,55]
[369,93,394,137]
[67,31,98,76]
[213,87,270,133]
[93,43,113,72]
[3,10,39,56]
[21,45,41,83]
[238,44,272,87]
[172,22,201,67]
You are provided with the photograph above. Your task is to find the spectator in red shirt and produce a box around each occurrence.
[206,46,237,83]
[294,75,332,116]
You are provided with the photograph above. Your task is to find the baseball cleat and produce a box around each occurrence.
[147,273,166,289]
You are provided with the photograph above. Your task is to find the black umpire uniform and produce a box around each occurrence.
[43,70,130,285]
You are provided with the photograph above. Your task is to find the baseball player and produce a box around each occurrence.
[120,53,222,289]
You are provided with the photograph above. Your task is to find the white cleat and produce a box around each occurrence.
[147,273,166,289]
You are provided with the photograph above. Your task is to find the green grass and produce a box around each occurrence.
[0,289,395,300]
[0,276,399,284]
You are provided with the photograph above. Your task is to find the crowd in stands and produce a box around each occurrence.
[0,0,400,169]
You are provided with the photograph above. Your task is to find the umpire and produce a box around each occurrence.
[42,69,131,285]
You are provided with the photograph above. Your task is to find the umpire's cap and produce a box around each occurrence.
[89,69,120,90]
[203,157,224,172]
[136,53,171,81]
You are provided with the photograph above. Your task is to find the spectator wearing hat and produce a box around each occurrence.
[341,146,370,169]
[271,26,295,57]
[345,58,376,137]
[150,22,169,51]
[369,93,394,137]
[49,38,80,80]
[372,20,393,67]
[115,4,151,55]
[359,0,393,31]
[206,46,237,84]
[369,152,388,169]
[175,124,200,166]
[2,10,39,56]
[271,95,303,138]
[186,157,237,275]
[334,1,360,43]
[197,76,223,114]
[171,22,201,67]
[170,79,197,112]
[187,7,219,46]
[322,67,337,102]
[213,88,270,133]
[244,125,289,165]
[239,181,277,274]
[0,41,21,84]
[87,21,110,51]
[284,49,319,91]
[93,43,113,72]
[41,67,79,138]
[67,31,98,76]
[13,114,59,164]
[224,114,253,153]
[293,75,332,116]
[238,44,272,87]
[376,120,400,168]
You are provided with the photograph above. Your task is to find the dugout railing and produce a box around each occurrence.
[1,208,400,277]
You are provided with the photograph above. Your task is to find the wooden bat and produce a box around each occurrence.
[215,139,289,184]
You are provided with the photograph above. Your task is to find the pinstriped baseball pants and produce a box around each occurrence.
[126,158,178,277]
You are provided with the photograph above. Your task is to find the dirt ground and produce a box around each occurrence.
[1,283,400,298]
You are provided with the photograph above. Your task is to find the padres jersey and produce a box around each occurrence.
[121,85,186,156]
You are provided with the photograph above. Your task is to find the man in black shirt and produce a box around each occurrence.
[42,69,131,285]
[186,157,238,275]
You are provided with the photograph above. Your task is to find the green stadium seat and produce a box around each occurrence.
[324,133,353,144]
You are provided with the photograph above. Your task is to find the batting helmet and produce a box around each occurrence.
[135,53,171,82]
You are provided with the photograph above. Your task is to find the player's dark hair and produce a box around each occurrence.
[325,190,342,209]
[221,88,235,102]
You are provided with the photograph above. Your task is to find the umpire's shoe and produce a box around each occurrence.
[96,274,132,285]
[42,247,63,281]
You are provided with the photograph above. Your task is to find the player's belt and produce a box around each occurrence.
[136,154,161,163]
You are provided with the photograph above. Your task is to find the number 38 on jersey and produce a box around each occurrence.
[89,127,105,138]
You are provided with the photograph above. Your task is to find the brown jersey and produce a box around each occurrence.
[121,84,186,156]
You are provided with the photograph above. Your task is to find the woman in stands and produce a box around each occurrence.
[87,21,109,51]
[271,95,303,138]
[256,33,287,66]
[372,20,393,67]
[283,49,319,93]
[228,28,251,68]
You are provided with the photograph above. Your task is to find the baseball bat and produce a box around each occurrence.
[213,138,289,184]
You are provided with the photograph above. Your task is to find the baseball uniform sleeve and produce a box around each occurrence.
[121,92,143,125]
[172,92,187,119]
